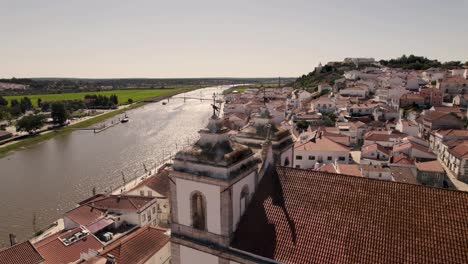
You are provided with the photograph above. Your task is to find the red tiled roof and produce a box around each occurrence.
[362,143,390,155]
[317,163,337,174]
[337,164,362,177]
[391,153,415,165]
[34,228,103,264]
[86,195,155,212]
[390,167,418,185]
[64,205,106,226]
[294,135,349,152]
[129,170,170,198]
[447,140,468,159]
[100,226,169,264]
[415,160,445,173]
[436,129,468,137]
[232,166,468,263]
[0,241,44,264]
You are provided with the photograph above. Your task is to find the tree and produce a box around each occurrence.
[0,96,7,106]
[110,94,118,105]
[127,98,133,104]
[20,97,33,113]
[10,99,19,108]
[0,106,11,121]
[16,114,45,134]
[37,98,42,107]
[51,102,69,124]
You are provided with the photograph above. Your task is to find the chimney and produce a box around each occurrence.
[9,234,17,246]
[106,254,116,264]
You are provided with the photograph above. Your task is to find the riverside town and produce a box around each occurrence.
[1,1,467,263]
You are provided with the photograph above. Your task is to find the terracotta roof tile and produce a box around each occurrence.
[100,226,169,264]
[34,227,103,264]
[294,135,350,152]
[64,205,106,226]
[391,153,415,165]
[86,195,156,213]
[232,166,468,263]
[390,167,418,185]
[0,241,44,264]
[129,170,171,198]
[415,160,445,173]
[362,143,390,155]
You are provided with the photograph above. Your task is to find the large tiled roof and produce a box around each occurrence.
[436,129,468,137]
[415,160,445,173]
[64,204,106,226]
[294,135,349,152]
[361,143,390,155]
[86,195,155,212]
[0,241,44,264]
[100,226,169,264]
[447,140,468,159]
[232,166,468,263]
[34,227,103,264]
[130,170,170,198]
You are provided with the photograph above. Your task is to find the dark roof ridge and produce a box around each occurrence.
[276,166,468,195]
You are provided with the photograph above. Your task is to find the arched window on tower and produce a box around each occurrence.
[190,192,206,230]
[240,185,250,216]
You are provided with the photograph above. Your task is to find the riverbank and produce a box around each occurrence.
[0,87,200,157]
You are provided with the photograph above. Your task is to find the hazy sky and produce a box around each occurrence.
[1,0,467,78]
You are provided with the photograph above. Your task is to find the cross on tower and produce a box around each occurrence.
[211,93,220,117]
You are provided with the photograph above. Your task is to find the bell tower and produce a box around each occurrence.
[169,99,259,263]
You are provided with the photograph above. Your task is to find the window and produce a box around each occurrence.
[141,213,146,222]
[147,190,152,197]
[309,156,315,160]
[140,190,144,196]
[338,156,345,161]
[296,155,303,160]
[240,186,249,216]
[148,212,152,221]
[295,165,301,168]
[191,192,206,230]
[152,206,156,214]
[327,156,332,161]
[284,157,290,167]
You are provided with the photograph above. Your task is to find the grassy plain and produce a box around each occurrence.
[4,87,193,107]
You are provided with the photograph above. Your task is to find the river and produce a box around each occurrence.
[0,85,228,246]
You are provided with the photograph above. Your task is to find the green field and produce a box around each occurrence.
[4,88,192,107]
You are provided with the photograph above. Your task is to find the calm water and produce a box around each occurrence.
[0,86,228,246]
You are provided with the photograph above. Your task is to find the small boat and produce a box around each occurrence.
[121,113,129,123]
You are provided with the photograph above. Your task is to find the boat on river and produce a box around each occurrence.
[121,113,129,123]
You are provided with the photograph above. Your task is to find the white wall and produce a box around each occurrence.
[180,245,218,264]
[176,178,221,234]
[145,242,171,264]
[232,171,256,230]
[294,149,349,169]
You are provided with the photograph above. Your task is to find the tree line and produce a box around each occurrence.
[0,93,119,134]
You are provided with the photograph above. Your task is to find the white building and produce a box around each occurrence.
[293,132,350,169]
[310,96,336,113]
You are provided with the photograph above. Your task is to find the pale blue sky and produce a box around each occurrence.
[1,0,467,78]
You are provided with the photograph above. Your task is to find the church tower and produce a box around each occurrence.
[169,104,259,264]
